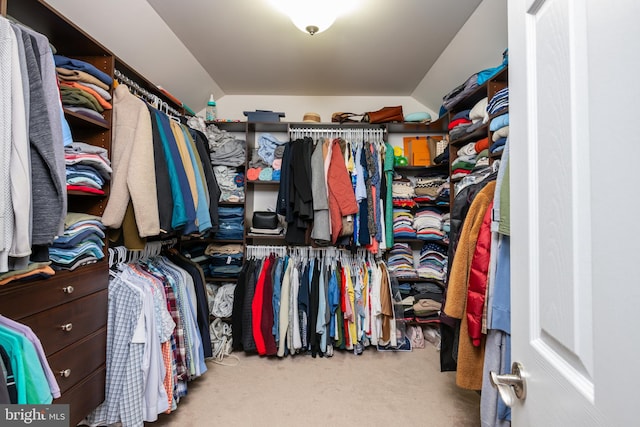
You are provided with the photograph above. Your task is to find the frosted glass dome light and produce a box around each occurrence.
[268,0,361,35]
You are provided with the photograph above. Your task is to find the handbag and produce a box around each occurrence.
[252,211,278,229]
[339,215,354,237]
[331,112,365,123]
[366,106,404,124]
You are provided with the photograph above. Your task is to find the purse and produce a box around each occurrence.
[366,106,404,124]
[339,215,354,237]
[252,211,278,229]
[331,112,365,123]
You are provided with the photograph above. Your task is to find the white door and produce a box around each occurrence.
[508,0,640,425]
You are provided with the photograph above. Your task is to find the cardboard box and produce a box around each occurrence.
[403,137,431,166]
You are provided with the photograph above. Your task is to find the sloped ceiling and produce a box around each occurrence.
[46,0,509,112]
[147,0,482,97]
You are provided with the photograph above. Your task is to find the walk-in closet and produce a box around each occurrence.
[1,0,638,426]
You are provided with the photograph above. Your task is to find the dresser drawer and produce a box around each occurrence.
[48,327,106,394]
[55,365,105,427]
[20,289,108,356]
[0,263,108,319]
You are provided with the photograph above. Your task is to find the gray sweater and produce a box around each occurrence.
[310,139,331,243]
[21,31,65,245]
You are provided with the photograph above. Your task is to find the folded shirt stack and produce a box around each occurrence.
[413,207,445,241]
[49,213,105,271]
[393,209,416,239]
[182,243,243,278]
[435,181,450,205]
[442,212,451,235]
[416,242,448,282]
[205,124,246,167]
[487,87,509,116]
[387,243,418,279]
[491,137,507,154]
[213,166,245,202]
[249,226,283,235]
[55,55,113,126]
[0,262,56,286]
[246,133,285,182]
[451,149,477,180]
[214,206,244,240]
[392,176,416,208]
[402,282,443,322]
[413,176,447,204]
[489,112,509,155]
[474,149,490,171]
[465,97,489,135]
[64,142,112,195]
[448,109,473,140]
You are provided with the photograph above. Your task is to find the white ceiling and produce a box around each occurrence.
[146,0,482,97]
[46,0,507,114]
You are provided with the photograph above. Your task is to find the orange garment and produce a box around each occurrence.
[444,181,495,390]
[59,81,112,109]
[474,137,489,153]
[162,341,173,413]
[0,266,55,286]
[327,139,358,243]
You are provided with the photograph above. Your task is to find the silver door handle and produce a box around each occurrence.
[490,362,527,407]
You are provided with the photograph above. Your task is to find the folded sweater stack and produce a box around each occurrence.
[414,176,448,205]
[392,176,416,208]
[49,213,105,271]
[413,207,445,241]
[64,142,112,195]
[55,55,113,126]
[416,242,448,282]
[247,133,286,182]
[393,209,416,239]
[387,243,418,279]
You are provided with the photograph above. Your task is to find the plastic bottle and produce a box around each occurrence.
[206,95,217,121]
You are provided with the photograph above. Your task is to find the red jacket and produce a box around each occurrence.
[466,200,493,347]
[327,140,358,243]
[252,255,273,355]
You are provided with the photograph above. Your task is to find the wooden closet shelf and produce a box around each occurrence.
[63,108,110,129]
[205,277,238,283]
[449,125,489,146]
[394,164,448,172]
[247,180,281,186]
[67,190,107,197]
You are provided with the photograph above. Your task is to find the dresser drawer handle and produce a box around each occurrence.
[62,286,75,294]
[60,323,73,332]
[59,369,71,378]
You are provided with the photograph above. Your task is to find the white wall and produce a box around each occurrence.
[206,95,435,123]
[47,0,223,111]
[412,0,508,116]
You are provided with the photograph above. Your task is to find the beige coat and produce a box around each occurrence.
[444,181,495,390]
[102,85,160,237]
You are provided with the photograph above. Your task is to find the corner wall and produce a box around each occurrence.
[209,95,436,124]
[412,0,508,116]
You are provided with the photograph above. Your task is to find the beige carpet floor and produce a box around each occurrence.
[149,345,481,427]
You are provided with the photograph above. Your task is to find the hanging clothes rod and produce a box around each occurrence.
[114,69,182,117]
[288,127,385,145]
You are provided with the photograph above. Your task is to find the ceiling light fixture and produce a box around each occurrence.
[268,0,361,36]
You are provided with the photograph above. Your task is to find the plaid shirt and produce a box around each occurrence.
[87,274,144,427]
[141,262,188,382]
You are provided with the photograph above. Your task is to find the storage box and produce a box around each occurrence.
[243,110,285,122]
[403,137,432,166]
